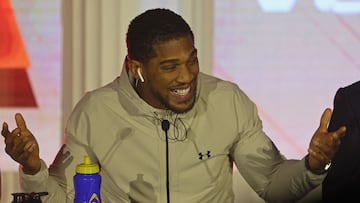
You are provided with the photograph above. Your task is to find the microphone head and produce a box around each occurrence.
[161,119,170,131]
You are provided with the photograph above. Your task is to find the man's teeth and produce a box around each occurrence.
[172,87,190,95]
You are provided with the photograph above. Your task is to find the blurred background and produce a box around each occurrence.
[1,0,359,202]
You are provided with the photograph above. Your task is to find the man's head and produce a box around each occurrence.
[126,8,199,114]
[126,8,194,64]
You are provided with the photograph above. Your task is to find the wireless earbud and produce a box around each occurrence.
[137,68,145,82]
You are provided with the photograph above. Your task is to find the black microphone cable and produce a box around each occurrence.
[161,119,170,203]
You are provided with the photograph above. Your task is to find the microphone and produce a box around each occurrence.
[161,120,170,132]
[161,119,170,203]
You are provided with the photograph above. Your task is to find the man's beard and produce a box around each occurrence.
[158,86,197,114]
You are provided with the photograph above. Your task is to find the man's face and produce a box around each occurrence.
[140,35,199,114]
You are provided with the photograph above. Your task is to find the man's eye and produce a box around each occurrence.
[162,65,177,71]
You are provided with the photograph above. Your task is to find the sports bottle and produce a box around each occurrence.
[74,155,101,203]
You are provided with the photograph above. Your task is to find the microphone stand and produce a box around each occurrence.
[161,120,170,203]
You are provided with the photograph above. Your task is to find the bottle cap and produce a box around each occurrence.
[76,155,100,174]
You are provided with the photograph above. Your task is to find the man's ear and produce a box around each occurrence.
[127,57,143,81]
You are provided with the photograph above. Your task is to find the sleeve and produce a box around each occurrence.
[322,87,356,201]
[19,94,97,203]
[231,87,325,203]
[19,157,73,203]
[327,88,352,131]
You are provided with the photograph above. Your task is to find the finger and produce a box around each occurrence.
[308,149,323,166]
[310,136,337,159]
[318,108,332,132]
[309,148,331,165]
[10,132,24,152]
[12,139,29,157]
[2,122,10,138]
[309,141,332,160]
[332,126,347,140]
[5,128,21,145]
[6,136,36,162]
[313,141,333,154]
[15,113,27,131]
[11,128,21,136]
[24,141,37,152]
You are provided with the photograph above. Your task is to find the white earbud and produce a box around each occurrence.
[137,68,145,82]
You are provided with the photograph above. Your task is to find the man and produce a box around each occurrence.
[2,8,345,203]
[322,81,360,202]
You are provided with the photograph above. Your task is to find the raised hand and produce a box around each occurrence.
[308,108,346,171]
[2,113,41,175]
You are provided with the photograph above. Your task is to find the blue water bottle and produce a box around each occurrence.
[74,155,102,203]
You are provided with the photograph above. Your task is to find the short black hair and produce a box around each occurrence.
[126,8,194,64]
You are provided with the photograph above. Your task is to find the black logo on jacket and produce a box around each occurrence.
[198,151,211,160]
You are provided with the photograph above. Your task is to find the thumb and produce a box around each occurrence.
[15,113,27,131]
[318,108,332,132]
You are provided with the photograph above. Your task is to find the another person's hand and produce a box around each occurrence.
[2,113,41,175]
[308,108,346,172]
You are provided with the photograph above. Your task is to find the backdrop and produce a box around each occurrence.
[214,0,360,159]
[0,0,359,202]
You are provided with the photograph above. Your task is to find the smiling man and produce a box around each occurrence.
[128,35,199,114]
[2,8,346,203]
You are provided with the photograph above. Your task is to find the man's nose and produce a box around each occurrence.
[177,65,197,83]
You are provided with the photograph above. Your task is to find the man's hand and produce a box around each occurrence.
[308,108,346,171]
[2,113,41,175]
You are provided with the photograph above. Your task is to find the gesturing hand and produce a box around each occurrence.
[2,113,41,175]
[308,108,346,171]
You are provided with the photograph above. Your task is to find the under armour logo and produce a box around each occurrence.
[198,151,211,160]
